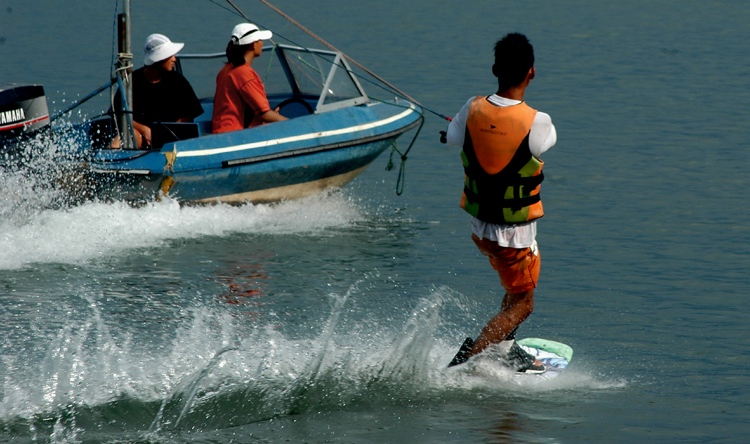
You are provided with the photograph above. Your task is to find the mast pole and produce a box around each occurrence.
[116,0,136,148]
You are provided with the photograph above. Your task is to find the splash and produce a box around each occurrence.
[0,191,365,270]
[0,283,624,441]
[0,128,78,222]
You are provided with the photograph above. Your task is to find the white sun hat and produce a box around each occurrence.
[143,33,185,66]
[231,23,273,45]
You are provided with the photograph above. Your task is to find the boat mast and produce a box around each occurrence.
[115,0,136,148]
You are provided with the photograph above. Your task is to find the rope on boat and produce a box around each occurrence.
[387,113,425,196]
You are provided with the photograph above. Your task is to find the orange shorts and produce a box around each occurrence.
[471,233,540,294]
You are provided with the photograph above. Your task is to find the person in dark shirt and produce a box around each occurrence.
[112,33,203,148]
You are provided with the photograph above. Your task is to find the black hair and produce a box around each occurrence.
[226,40,252,67]
[493,33,535,91]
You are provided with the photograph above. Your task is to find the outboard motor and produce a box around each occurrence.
[0,83,51,147]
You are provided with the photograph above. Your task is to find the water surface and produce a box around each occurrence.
[1,0,749,442]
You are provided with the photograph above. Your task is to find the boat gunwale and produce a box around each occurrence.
[221,116,422,168]
[174,102,420,159]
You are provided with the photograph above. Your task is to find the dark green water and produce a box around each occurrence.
[1,0,749,442]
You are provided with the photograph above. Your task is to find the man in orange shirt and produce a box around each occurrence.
[212,23,287,133]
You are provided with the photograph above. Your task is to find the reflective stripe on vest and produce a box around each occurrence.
[460,97,544,224]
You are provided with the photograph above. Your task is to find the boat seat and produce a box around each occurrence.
[88,117,203,150]
[151,122,201,149]
[270,95,316,118]
[191,119,213,136]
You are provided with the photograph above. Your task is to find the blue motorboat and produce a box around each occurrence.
[82,44,423,204]
[1,1,423,205]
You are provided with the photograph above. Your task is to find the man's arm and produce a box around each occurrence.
[529,112,556,157]
[259,108,287,123]
[444,97,474,146]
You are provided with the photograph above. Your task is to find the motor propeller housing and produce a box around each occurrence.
[0,83,51,144]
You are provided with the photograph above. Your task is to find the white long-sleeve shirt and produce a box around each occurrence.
[446,94,557,248]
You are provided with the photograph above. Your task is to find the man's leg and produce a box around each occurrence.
[448,235,541,367]
[465,289,534,359]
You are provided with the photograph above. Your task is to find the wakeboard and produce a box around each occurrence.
[515,337,573,377]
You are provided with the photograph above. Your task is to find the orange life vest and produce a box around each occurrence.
[460,97,544,224]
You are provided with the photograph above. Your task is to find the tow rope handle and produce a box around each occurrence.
[439,116,452,144]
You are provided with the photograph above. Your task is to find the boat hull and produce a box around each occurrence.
[195,164,368,204]
[81,101,422,204]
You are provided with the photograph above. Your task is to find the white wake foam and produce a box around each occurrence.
[0,192,364,270]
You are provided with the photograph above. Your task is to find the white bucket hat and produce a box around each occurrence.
[143,33,184,66]
[231,23,272,45]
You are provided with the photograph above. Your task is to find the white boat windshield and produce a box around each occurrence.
[177,44,368,115]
